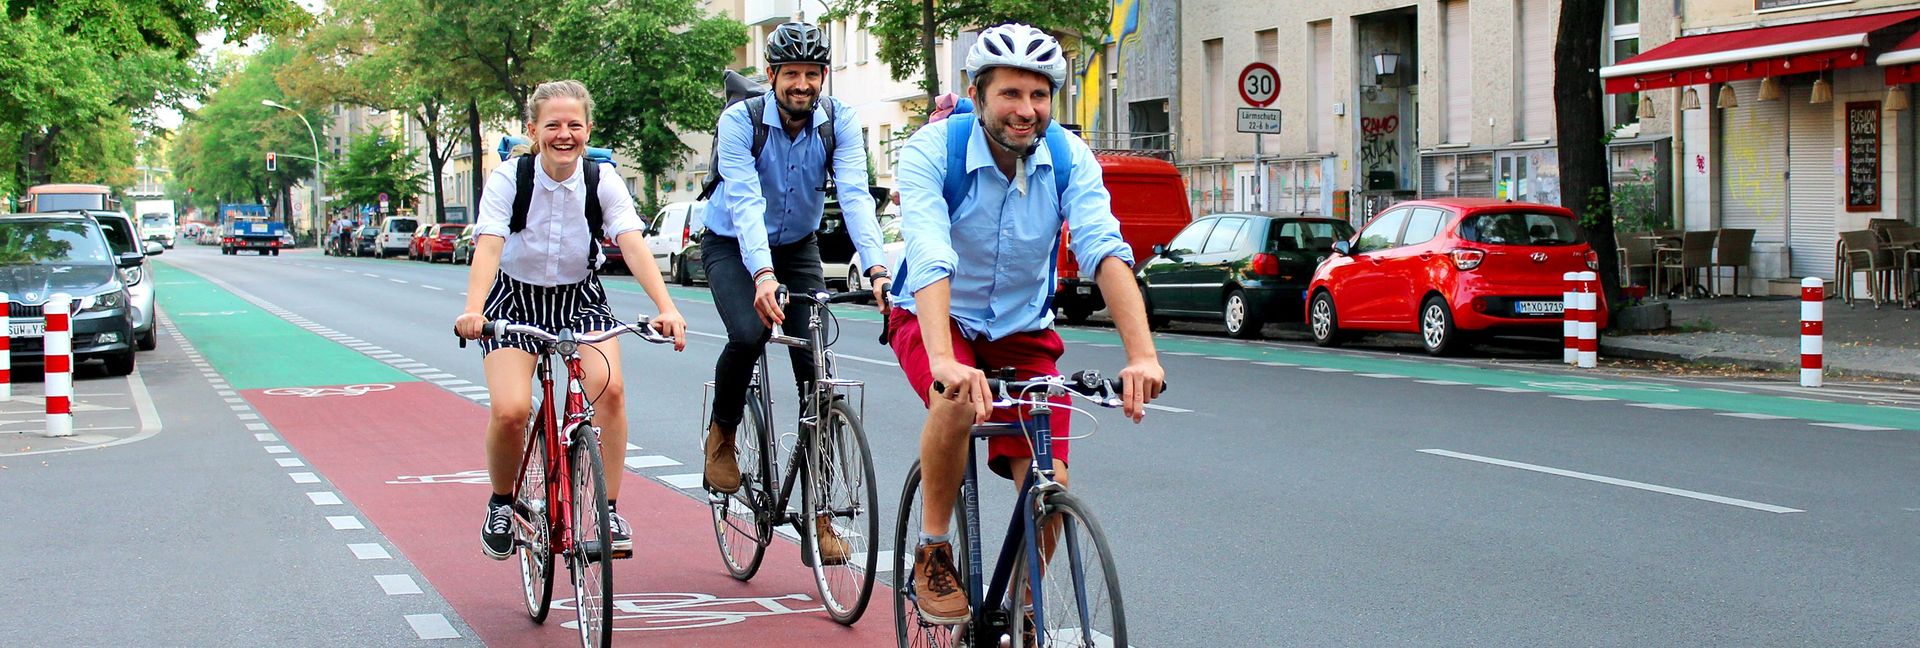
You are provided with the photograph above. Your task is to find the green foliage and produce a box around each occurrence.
[1609,167,1662,232]
[823,0,1111,103]
[169,43,321,209]
[329,133,425,209]
[542,0,746,214]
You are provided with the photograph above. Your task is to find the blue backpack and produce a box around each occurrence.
[891,99,1077,313]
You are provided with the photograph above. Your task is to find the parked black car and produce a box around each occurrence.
[1138,212,1355,339]
[353,225,380,256]
[0,213,140,375]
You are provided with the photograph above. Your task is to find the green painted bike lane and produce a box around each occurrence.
[152,263,415,389]
[609,281,1920,431]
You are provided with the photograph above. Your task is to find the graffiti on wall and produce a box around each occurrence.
[1360,115,1400,176]
[1072,0,1177,131]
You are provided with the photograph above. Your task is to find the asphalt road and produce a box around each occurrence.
[14,243,1920,646]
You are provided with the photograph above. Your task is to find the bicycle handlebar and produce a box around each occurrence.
[457,314,676,348]
[934,370,1168,408]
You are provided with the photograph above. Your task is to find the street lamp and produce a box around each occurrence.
[262,99,323,239]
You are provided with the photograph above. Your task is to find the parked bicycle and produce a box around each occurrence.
[461,315,674,648]
[707,287,881,625]
[895,370,1156,648]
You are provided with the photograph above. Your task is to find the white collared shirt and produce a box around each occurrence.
[473,154,646,286]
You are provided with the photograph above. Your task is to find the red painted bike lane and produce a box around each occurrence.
[246,382,894,646]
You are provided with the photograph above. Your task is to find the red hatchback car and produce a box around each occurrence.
[412,223,465,262]
[1306,198,1607,355]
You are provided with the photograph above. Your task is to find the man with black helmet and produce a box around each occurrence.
[699,21,890,566]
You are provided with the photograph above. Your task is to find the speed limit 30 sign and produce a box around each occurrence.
[1238,63,1280,107]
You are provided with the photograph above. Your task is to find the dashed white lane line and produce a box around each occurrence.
[1717,412,1793,421]
[229,405,251,412]
[218,390,237,397]
[327,516,366,530]
[307,492,343,505]
[1416,380,1470,386]
[290,473,321,484]
[349,543,392,560]
[657,473,704,489]
[392,362,428,369]
[422,285,444,291]
[1628,402,1699,410]
[375,574,423,595]
[276,458,305,467]
[1253,361,1297,367]
[435,379,474,387]
[247,423,269,431]
[419,373,457,380]
[388,279,408,285]
[448,385,489,394]
[362,273,380,278]
[1143,403,1193,413]
[1418,449,1804,514]
[1163,351,1204,357]
[1552,395,1617,402]
[626,455,683,469]
[1811,422,1899,431]
[1356,373,1406,379]
[1301,367,1349,373]
[1204,356,1242,361]
[1479,387,1534,393]
[224,397,245,403]
[405,614,460,640]
[255,433,277,442]
[265,445,290,454]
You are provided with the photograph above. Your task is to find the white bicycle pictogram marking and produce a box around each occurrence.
[262,384,397,398]
[387,469,490,485]
[553,592,824,631]
[1524,380,1678,393]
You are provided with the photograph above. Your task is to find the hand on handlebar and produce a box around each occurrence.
[754,278,784,327]
[930,359,992,425]
[1116,359,1166,423]
[454,311,487,340]
[649,311,688,351]
[871,277,892,311]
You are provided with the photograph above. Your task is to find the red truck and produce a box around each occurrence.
[1055,153,1192,323]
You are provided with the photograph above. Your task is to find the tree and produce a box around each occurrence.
[543,0,746,215]
[169,44,320,219]
[414,0,566,209]
[1554,0,1622,306]
[823,0,1110,107]
[329,133,425,211]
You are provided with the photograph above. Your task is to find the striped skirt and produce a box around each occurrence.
[478,272,623,356]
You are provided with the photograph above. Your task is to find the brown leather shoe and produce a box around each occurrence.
[703,422,741,494]
[912,541,970,625]
[814,514,851,565]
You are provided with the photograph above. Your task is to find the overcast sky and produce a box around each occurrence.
[153,0,326,130]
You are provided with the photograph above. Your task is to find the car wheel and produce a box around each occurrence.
[104,351,135,376]
[1420,295,1460,357]
[271,249,280,256]
[846,266,862,296]
[1223,289,1263,339]
[1310,291,1344,348]
[137,329,157,351]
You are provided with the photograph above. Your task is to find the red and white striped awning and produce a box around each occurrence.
[1879,30,1920,85]
[1601,9,1920,94]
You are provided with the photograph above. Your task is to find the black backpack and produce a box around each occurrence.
[696,70,838,201]
[509,154,606,271]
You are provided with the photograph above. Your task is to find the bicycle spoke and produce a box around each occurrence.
[1014,492,1125,648]
[804,400,878,624]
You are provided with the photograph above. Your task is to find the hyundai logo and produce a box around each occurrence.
[1530,252,1549,263]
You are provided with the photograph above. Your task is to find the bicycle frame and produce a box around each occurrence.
[747,292,865,539]
[512,330,598,560]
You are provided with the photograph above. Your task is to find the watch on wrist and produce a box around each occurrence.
[755,272,778,286]
[867,268,891,280]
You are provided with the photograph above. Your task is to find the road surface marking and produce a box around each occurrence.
[229,404,251,412]
[1144,403,1193,413]
[1551,395,1616,402]
[1418,449,1803,513]
[218,390,237,397]
[422,285,444,291]
[1416,380,1469,386]
[405,614,459,640]
[255,433,277,442]
[375,574,422,595]
[290,472,320,484]
[658,473,704,489]
[224,397,244,403]
[405,368,439,375]
[1479,387,1534,393]
[1253,361,1298,367]
[348,543,391,560]
[1301,367,1349,373]
[435,379,473,387]
[1717,412,1793,420]
[246,423,269,431]
[327,515,365,530]
[1205,356,1243,361]
[1811,422,1898,431]
[276,458,305,467]
[307,491,342,505]
[1164,351,1203,356]
[1628,403,1699,410]
[1356,373,1406,379]
[264,445,290,453]
[626,455,683,470]
[448,385,488,394]
[419,373,456,380]
[363,273,380,278]
[388,279,408,284]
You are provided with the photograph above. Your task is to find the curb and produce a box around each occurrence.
[1602,337,1920,382]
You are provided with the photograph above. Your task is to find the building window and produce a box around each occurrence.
[1443,0,1472,144]
[832,21,848,67]
[1517,0,1554,141]
[1606,0,1641,131]
[856,21,870,63]
[1311,21,1332,153]
[1204,38,1225,156]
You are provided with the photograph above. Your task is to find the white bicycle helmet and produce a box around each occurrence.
[965,24,1068,90]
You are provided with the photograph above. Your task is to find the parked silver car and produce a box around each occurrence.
[79,211,162,351]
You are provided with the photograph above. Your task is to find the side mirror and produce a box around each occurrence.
[144,241,165,256]
[1151,244,1167,256]
[1331,240,1353,256]
[642,217,662,238]
[117,252,144,268]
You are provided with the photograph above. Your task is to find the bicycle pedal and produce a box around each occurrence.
[611,547,633,560]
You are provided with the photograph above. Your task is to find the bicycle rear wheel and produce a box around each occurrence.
[893,460,972,648]
[567,425,615,648]
[711,383,772,580]
[516,405,555,623]
[1008,490,1125,648]
[803,400,879,624]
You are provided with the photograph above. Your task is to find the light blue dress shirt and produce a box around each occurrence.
[892,118,1134,341]
[701,97,886,276]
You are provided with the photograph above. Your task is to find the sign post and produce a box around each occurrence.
[1237,63,1281,210]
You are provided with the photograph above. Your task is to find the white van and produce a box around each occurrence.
[374,216,418,258]
[649,201,702,283]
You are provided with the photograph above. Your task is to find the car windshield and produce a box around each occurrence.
[388,218,417,232]
[0,220,112,264]
[141,214,171,228]
[1458,211,1586,246]
[33,194,107,212]
[1271,221,1356,253]
[359,227,378,236]
[93,216,137,254]
[440,225,465,235]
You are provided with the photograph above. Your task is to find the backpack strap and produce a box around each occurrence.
[584,161,605,270]
[510,155,535,233]
[815,99,838,192]
[747,95,770,158]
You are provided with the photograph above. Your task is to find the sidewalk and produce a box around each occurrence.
[1603,295,1920,382]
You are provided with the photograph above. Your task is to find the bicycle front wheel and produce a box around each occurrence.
[567,426,615,648]
[516,406,555,623]
[1008,490,1125,648]
[711,383,772,580]
[802,400,879,625]
[893,460,971,648]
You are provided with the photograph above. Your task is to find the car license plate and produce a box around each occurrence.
[10,322,44,338]
[1075,286,1092,295]
[1514,301,1564,315]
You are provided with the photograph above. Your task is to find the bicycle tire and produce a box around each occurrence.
[711,381,772,580]
[567,426,615,648]
[1007,490,1125,648]
[802,400,880,625]
[893,460,972,648]
[516,404,555,623]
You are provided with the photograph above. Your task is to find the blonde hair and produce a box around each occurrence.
[525,80,595,125]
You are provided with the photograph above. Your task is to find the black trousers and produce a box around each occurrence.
[703,231,826,430]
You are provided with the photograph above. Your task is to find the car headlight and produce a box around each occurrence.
[123,266,143,286]
[80,289,126,313]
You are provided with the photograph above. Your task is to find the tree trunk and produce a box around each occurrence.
[919,0,939,107]
[469,100,484,211]
[19,127,61,188]
[420,103,448,223]
[1554,0,1621,307]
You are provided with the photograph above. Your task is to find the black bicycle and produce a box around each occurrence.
[895,370,1148,647]
[707,288,880,624]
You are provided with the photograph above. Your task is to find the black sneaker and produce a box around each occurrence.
[609,511,633,556]
[481,501,513,560]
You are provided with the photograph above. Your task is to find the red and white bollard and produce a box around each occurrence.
[1801,277,1823,388]
[1562,272,1579,364]
[0,291,11,403]
[1577,272,1599,369]
[44,293,72,437]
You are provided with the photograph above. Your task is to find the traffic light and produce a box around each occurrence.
[266,151,277,171]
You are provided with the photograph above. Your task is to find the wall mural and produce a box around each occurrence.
[1071,0,1177,132]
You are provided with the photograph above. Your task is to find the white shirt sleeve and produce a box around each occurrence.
[597,163,645,239]
[473,162,517,239]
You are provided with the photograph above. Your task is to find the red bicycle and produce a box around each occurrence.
[462,315,674,648]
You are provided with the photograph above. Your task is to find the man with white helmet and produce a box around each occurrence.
[885,23,1166,624]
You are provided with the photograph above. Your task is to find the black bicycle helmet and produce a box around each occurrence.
[766,22,830,66]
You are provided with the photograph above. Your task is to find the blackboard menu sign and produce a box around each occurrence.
[1846,101,1880,212]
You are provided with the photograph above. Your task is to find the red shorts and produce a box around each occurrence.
[888,308,1070,476]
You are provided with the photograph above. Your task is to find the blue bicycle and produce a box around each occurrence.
[893,369,1140,648]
